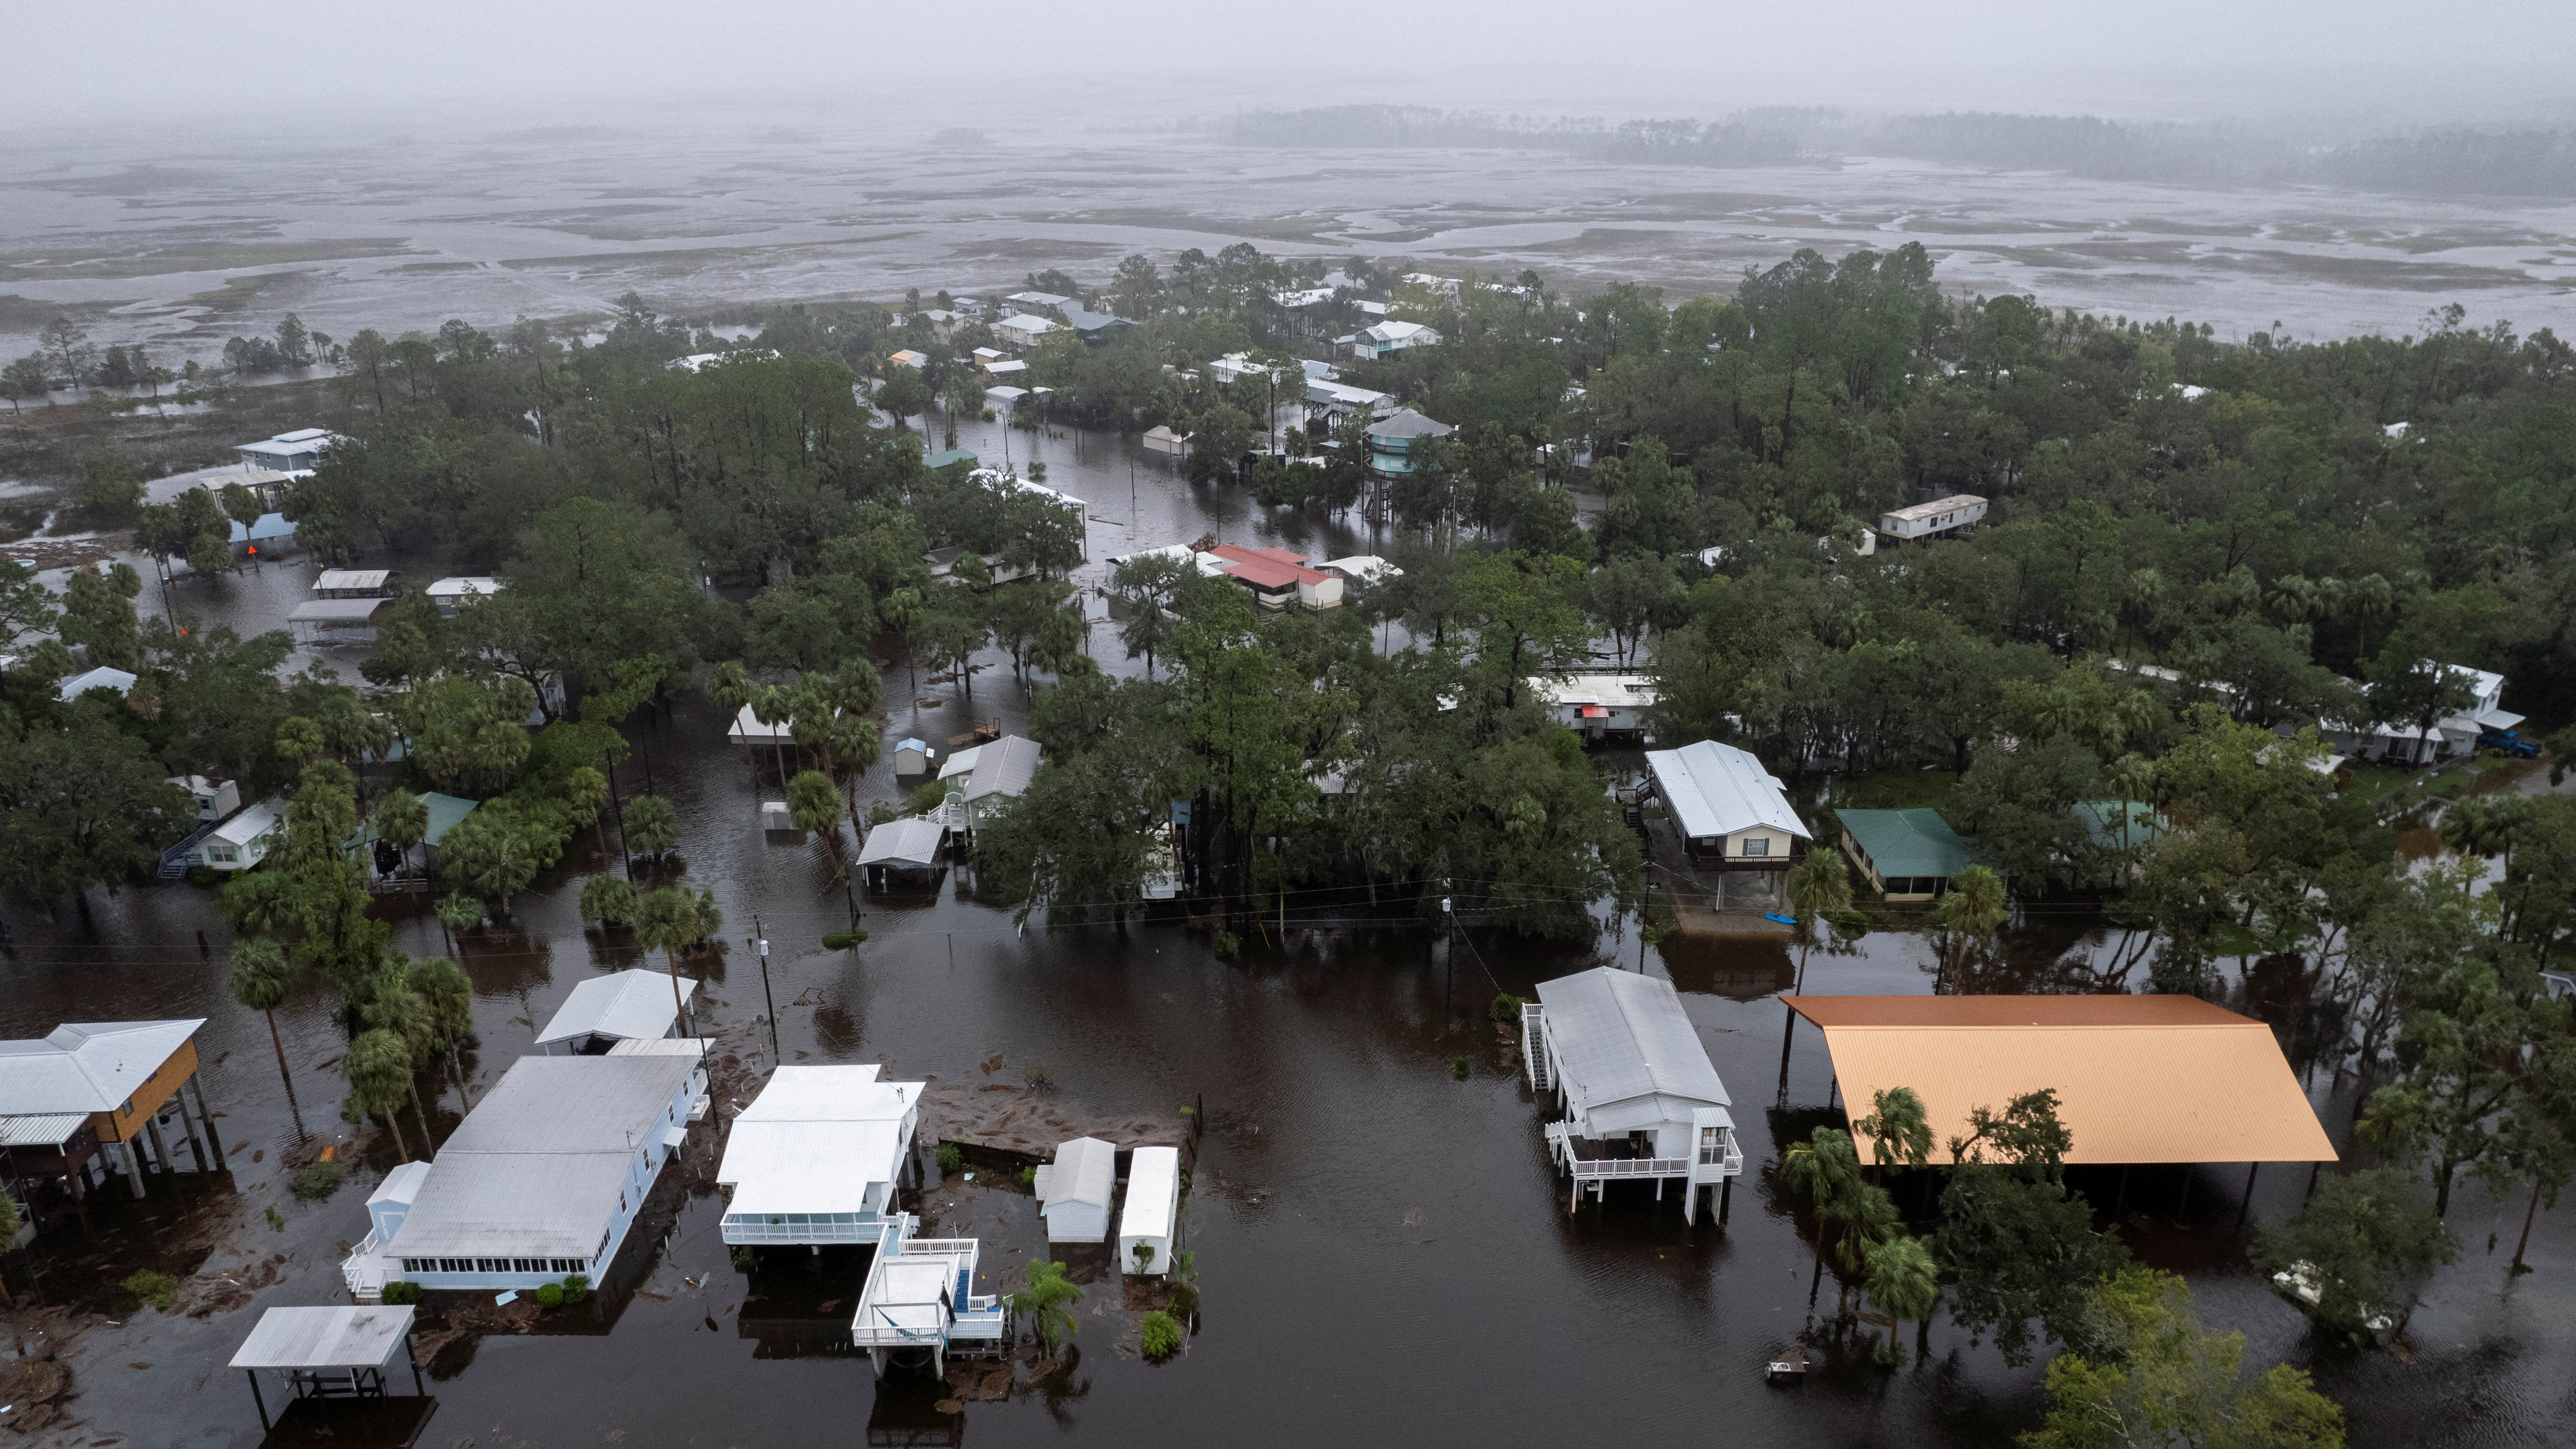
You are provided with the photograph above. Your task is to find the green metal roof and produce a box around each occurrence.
[922,448,979,471]
[1838,808,1973,879]
[420,793,479,847]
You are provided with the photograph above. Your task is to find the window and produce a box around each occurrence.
[1741,837,1770,857]
[1699,1126,1729,1166]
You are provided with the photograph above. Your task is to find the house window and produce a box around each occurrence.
[1699,1126,1724,1165]
[1741,837,1770,857]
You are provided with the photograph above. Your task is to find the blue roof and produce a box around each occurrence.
[894,737,929,752]
[229,512,297,542]
[922,448,978,470]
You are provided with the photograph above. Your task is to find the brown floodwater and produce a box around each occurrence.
[5,424,2572,1448]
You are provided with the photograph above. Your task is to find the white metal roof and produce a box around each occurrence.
[1646,740,1808,841]
[718,1066,918,1216]
[289,599,385,623]
[0,1112,92,1147]
[230,1307,413,1370]
[965,735,1041,802]
[212,800,281,847]
[534,969,695,1047]
[1119,1145,1179,1240]
[858,817,948,870]
[369,1159,432,1209]
[313,569,390,591]
[995,313,1059,335]
[380,1054,698,1258]
[424,576,502,598]
[1364,410,1453,440]
[1040,1137,1116,1211]
[1536,968,1729,1130]
[1882,493,1986,524]
[1529,674,1657,710]
[57,665,137,700]
[1007,291,1072,307]
[728,702,794,744]
[0,1019,203,1114]
[606,1037,711,1058]
[1321,555,1399,584]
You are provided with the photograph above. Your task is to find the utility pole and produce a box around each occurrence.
[605,748,632,877]
[752,914,779,1058]
[1441,892,1453,1017]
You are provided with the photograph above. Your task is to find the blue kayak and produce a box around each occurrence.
[1764,913,1797,925]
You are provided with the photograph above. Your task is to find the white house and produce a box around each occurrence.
[858,816,949,883]
[993,314,1060,351]
[312,569,391,598]
[2323,662,2524,763]
[203,799,284,872]
[1305,377,1396,429]
[1524,967,1743,1223]
[888,349,929,370]
[1034,1136,1116,1244]
[424,577,502,616]
[847,1218,1008,1377]
[232,428,339,475]
[716,1064,924,1247]
[1321,555,1401,586]
[1142,425,1192,458]
[56,665,137,701]
[534,969,697,1056]
[934,735,1042,832]
[1005,290,1073,313]
[1645,739,1809,871]
[1116,1145,1180,1275]
[343,1052,706,1298]
[1340,320,1441,360]
[1528,674,1657,738]
[1876,494,1988,541]
[166,775,242,824]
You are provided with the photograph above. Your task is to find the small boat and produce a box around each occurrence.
[1765,1345,1810,1383]
[1763,912,1797,925]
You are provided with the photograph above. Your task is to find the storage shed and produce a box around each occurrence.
[1034,1136,1116,1244]
[1117,1145,1180,1275]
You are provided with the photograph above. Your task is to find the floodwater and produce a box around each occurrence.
[8,107,2576,379]
[7,423,2576,1449]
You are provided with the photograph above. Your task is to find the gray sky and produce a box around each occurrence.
[10,0,2575,127]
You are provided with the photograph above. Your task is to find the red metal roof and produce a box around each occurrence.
[1207,544,1328,588]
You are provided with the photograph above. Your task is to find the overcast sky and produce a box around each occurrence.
[10,0,2574,128]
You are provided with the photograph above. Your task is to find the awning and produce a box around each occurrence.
[1785,995,2336,1165]
[230,1307,414,1370]
[1579,705,1609,719]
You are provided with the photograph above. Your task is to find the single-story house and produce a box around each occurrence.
[1005,290,1073,313]
[1321,555,1400,586]
[1876,495,1987,541]
[971,347,1007,366]
[286,598,387,646]
[1058,303,1133,341]
[1035,1136,1116,1245]
[1202,544,1344,611]
[348,791,478,881]
[1340,320,1441,360]
[1117,1145,1181,1275]
[1142,425,1192,458]
[937,735,1042,832]
[228,513,297,560]
[888,349,929,369]
[983,358,1029,380]
[1528,674,1656,737]
[985,385,1031,412]
[1645,740,1810,870]
[204,799,284,872]
[342,1052,707,1298]
[425,577,502,616]
[58,665,137,701]
[1837,808,1973,902]
[535,968,699,1056]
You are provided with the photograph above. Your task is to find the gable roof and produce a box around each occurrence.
[1646,740,1808,841]
[533,968,696,1048]
[0,1020,204,1114]
[858,816,947,870]
[1039,1136,1116,1210]
[1838,808,1973,879]
[717,1065,919,1216]
[58,665,137,700]
[965,735,1041,802]
[1535,969,1727,1123]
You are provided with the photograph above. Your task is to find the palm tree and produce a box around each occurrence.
[1935,865,2008,981]
[341,1028,416,1162]
[708,660,759,763]
[579,872,637,929]
[622,795,680,862]
[1784,849,1853,993]
[563,765,611,854]
[434,891,483,957]
[1009,1258,1081,1352]
[359,968,440,1152]
[1780,1127,1866,1311]
[407,955,476,1108]
[750,685,794,795]
[1864,1233,1941,1361]
[1854,1086,1932,1187]
[633,886,717,1030]
[2104,754,2157,856]
[370,788,429,894]
[228,936,307,1140]
[788,768,842,841]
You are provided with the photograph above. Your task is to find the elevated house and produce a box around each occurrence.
[1035,1136,1116,1244]
[0,1019,216,1201]
[1644,740,1810,871]
[847,1218,1008,1377]
[1363,410,1455,488]
[232,428,340,475]
[933,735,1041,834]
[1837,808,1973,902]
[1338,320,1441,360]
[888,348,930,370]
[1058,303,1133,342]
[858,817,949,886]
[1528,673,1656,740]
[341,1052,707,1298]
[993,313,1060,351]
[1523,969,1743,1223]
[535,969,698,1056]
[168,775,243,823]
[204,799,285,872]
[716,1064,925,1249]
[1004,290,1073,313]
[1875,494,1987,542]
[1305,377,1395,429]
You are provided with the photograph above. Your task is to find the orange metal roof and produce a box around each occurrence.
[1784,995,2337,1165]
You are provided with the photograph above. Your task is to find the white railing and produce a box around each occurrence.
[341,1230,390,1297]
[1522,1005,1550,1089]
[722,1211,883,1244]
[1571,1156,1691,1180]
